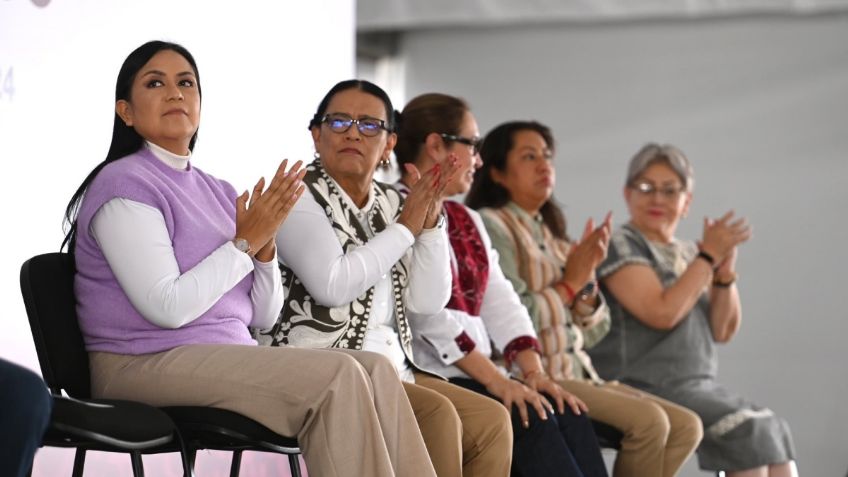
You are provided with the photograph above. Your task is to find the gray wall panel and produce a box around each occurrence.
[399,14,848,476]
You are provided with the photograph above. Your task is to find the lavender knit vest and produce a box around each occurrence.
[74,147,255,354]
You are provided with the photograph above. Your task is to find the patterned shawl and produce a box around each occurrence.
[257,161,413,355]
[444,200,489,317]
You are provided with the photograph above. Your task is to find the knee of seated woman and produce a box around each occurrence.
[417,392,462,432]
[5,367,51,424]
[674,409,703,445]
[303,350,371,386]
[472,397,512,438]
[516,406,558,430]
[340,349,396,375]
[486,399,512,430]
[626,401,674,439]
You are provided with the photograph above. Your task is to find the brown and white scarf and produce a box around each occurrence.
[257,161,414,355]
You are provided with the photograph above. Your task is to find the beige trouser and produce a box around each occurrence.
[404,372,512,477]
[89,345,436,477]
[559,380,703,477]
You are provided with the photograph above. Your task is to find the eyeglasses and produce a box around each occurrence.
[440,133,482,156]
[631,181,686,200]
[321,113,388,137]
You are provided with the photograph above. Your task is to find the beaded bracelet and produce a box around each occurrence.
[713,273,737,288]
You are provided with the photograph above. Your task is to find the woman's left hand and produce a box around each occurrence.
[407,154,462,229]
[561,212,612,292]
[524,373,589,415]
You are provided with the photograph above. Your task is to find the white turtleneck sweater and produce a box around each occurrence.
[88,141,283,332]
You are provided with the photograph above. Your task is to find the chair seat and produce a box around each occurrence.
[46,396,176,450]
[162,406,300,454]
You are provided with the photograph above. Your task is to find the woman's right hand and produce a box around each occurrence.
[699,211,752,263]
[561,211,612,290]
[485,374,554,428]
[235,159,306,255]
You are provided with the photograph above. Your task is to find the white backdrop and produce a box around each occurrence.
[0,0,353,475]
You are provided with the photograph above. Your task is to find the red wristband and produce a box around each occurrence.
[556,281,577,303]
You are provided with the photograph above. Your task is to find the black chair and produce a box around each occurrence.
[20,252,191,477]
[163,406,302,477]
[23,252,303,477]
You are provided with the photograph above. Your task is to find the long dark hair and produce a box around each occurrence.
[61,40,201,251]
[465,120,568,240]
[394,93,468,167]
[308,79,396,132]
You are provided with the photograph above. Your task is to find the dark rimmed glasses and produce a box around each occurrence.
[321,113,389,137]
[440,133,482,156]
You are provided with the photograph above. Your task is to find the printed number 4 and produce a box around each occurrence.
[1,67,14,100]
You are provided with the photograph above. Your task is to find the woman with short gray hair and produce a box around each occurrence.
[589,143,798,476]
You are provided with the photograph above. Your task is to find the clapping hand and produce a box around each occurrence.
[235,159,306,259]
[398,155,461,235]
[699,210,752,264]
[561,211,613,290]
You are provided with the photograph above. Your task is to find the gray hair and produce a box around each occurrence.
[626,143,694,191]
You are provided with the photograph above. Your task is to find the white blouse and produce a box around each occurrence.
[276,177,451,382]
[408,206,538,379]
[89,141,283,331]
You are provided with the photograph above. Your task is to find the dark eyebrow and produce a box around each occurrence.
[517,145,550,155]
[639,178,680,186]
[140,70,196,78]
[327,112,385,122]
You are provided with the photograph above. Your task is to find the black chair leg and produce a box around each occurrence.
[130,451,145,477]
[72,448,86,477]
[174,431,196,477]
[229,450,243,477]
[289,455,302,477]
[186,448,197,469]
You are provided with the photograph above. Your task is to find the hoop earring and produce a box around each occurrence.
[379,156,391,169]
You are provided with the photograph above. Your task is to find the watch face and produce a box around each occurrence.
[234,238,250,253]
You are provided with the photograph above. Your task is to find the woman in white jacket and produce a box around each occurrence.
[394,93,608,477]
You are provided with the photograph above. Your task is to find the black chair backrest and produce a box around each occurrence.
[20,252,91,398]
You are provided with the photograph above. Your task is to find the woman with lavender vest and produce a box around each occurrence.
[393,93,608,477]
[62,41,436,477]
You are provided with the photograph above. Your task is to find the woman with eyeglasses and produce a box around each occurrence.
[466,123,704,477]
[65,42,436,476]
[394,94,612,477]
[588,143,797,476]
[257,80,512,477]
